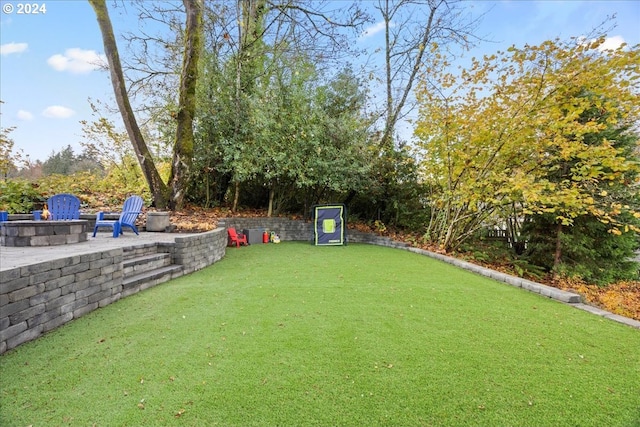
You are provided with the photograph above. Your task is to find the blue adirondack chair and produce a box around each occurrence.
[48,193,81,220]
[93,195,144,238]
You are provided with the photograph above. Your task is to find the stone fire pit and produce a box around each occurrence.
[0,220,89,247]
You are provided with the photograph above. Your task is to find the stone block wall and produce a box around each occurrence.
[0,228,227,354]
[173,228,227,274]
[4,213,115,231]
[1,220,88,247]
[0,249,124,354]
[347,230,411,249]
[219,217,314,242]
[219,217,410,249]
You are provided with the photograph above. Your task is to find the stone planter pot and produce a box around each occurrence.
[146,211,171,232]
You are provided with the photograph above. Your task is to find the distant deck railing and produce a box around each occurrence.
[484,229,508,241]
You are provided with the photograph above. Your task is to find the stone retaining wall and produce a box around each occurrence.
[219,217,313,242]
[218,217,411,249]
[0,228,227,354]
[1,249,124,354]
[173,229,228,274]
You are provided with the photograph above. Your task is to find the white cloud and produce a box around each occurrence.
[17,110,34,121]
[42,105,75,119]
[599,35,626,51]
[0,42,28,56]
[360,21,395,40]
[578,35,628,52]
[47,48,107,74]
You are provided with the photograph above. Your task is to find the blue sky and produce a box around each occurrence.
[1,0,639,162]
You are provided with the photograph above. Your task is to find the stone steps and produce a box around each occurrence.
[121,245,184,297]
[123,252,172,276]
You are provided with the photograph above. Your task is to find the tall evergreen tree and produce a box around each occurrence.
[522,96,640,284]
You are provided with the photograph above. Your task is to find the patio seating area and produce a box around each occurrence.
[0,230,184,270]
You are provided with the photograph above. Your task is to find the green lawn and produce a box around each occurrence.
[1,242,639,426]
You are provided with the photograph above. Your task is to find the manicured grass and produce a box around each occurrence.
[1,242,639,426]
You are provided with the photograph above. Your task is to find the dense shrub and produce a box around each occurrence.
[0,179,45,213]
[0,172,151,214]
[521,213,639,286]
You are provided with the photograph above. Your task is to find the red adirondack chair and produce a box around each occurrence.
[227,228,248,247]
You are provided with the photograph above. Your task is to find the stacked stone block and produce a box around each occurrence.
[0,249,123,354]
[347,230,411,248]
[219,217,411,249]
[173,229,227,274]
[0,228,227,354]
[1,220,88,247]
[219,217,313,242]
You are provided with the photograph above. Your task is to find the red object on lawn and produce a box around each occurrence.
[227,228,248,247]
[263,231,269,243]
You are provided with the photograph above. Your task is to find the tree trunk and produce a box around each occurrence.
[232,181,240,213]
[267,187,275,217]
[553,222,563,275]
[88,0,169,208]
[168,0,204,210]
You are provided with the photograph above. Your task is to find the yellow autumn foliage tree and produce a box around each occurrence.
[415,35,640,251]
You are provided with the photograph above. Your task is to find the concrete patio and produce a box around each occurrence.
[0,231,194,271]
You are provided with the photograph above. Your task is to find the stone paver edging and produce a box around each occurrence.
[401,246,640,329]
